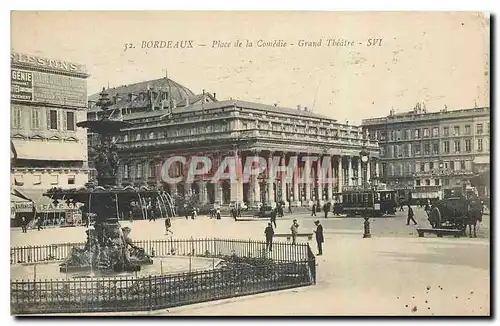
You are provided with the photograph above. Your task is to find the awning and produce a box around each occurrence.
[12,139,86,161]
[11,190,34,213]
[13,188,55,210]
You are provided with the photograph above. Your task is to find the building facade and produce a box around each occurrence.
[87,76,380,208]
[362,105,490,200]
[10,52,90,216]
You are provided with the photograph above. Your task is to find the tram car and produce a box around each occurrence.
[333,188,398,217]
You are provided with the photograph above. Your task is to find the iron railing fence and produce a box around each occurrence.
[10,238,309,265]
[11,238,315,315]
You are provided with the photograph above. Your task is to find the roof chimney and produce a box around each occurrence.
[304,106,308,112]
[213,93,216,99]
[297,105,301,110]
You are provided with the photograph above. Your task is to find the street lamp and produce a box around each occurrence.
[359,151,371,238]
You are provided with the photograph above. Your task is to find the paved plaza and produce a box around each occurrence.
[11,207,490,316]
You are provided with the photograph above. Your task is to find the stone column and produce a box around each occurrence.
[230,149,244,204]
[358,157,362,186]
[375,159,380,178]
[327,156,333,202]
[267,151,275,206]
[367,159,371,184]
[280,153,287,205]
[155,159,162,189]
[130,160,137,185]
[293,155,300,207]
[317,158,324,206]
[214,182,222,205]
[305,157,312,205]
[338,156,343,194]
[347,156,353,186]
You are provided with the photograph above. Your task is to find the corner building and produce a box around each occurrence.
[361,106,490,200]
[10,52,90,216]
[87,75,380,208]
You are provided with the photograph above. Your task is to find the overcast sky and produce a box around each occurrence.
[11,11,489,124]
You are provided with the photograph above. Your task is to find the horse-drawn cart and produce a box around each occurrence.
[428,196,483,237]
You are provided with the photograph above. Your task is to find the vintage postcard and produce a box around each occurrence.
[9,11,490,316]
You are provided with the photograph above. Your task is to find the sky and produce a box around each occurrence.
[11,11,490,124]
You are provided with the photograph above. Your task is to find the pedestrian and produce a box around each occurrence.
[264,222,274,252]
[400,202,405,211]
[270,208,277,228]
[191,207,197,220]
[164,216,173,235]
[288,203,292,214]
[290,219,299,245]
[37,217,42,231]
[323,203,329,219]
[311,203,317,217]
[216,207,221,220]
[21,216,27,233]
[406,204,417,225]
[314,220,324,256]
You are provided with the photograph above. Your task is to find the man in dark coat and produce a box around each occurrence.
[314,220,324,256]
[270,208,277,228]
[406,204,417,225]
[264,222,274,252]
[311,203,317,216]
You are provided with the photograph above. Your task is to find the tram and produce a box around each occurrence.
[332,187,398,217]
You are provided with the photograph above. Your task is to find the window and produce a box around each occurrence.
[423,128,430,137]
[435,179,440,186]
[443,127,449,136]
[465,125,471,135]
[465,139,472,152]
[49,110,58,129]
[444,179,450,186]
[460,161,466,170]
[149,132,155,139]
[31,108,40,129]
[135,133,141,141]
[32,175,41,185]
[123,134,129,142]
[66,111,75,130]
[416,180,421,186]
[136,163,143,178]
[444,162,449,169]
[68,175,75,185]
[397,130,401,140]
[453,126,460,136]
[424,143,430,155]
[425,179,431,186]
[149,161,156,178]
[450,162,455,171]
[414,129,420,139]
[454,140,461,153]
[476,123,483,135]
[420,163,425,172]
[443,141,450,153]
[432,143,439,154]
[477,139,483,152]
[432,127,439,137]
[123,164,129,179]
[390,130,395,141]
[405,129,411,140]
[414,143,421,155]
[429,162,434,170]
[50,175,59,185]
[393,145,398,158]
[12,107,21,128]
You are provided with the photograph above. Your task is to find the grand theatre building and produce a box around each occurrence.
[87,75,380,208]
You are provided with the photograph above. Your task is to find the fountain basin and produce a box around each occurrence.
[11,256,223,280]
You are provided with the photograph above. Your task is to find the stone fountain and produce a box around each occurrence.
[44,88,154,274]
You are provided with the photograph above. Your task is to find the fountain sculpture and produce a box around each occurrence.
[44,88,164,273]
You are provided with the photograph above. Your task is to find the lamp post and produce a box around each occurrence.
[359,151,371,238]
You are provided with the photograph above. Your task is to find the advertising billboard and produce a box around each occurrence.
[33,71,87,107]
[11,68,87,107]
[11,69,33,102]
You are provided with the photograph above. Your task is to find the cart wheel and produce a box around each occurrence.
[430,207,441,228]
